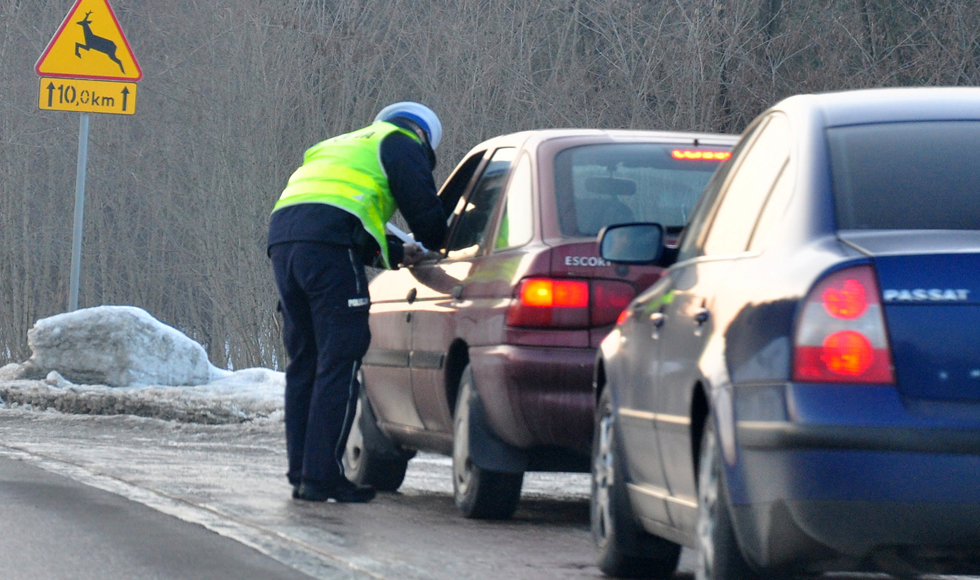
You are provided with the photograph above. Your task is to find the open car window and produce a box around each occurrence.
[437,151,486,229]
[444,147,517,259]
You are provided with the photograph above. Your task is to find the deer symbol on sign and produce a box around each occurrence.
[75,11,125,73]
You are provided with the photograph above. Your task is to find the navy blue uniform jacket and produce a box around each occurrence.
[268,118,448,265]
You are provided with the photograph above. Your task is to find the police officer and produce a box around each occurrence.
[268,102,447,502]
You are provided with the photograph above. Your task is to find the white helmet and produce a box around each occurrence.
[374,101,442,151]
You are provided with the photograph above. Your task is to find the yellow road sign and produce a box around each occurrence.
[38,77,137,115]
[35,0,141,81]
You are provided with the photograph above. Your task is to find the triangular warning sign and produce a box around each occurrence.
[35,0,142,81]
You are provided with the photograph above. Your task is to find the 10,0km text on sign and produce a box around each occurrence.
[38,77,136,115]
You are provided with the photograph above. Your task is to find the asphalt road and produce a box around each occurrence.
[2,407,977,580]
[0,408,627,580]
[0,455,314,580]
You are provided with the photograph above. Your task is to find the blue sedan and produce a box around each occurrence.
[592,87,980,579]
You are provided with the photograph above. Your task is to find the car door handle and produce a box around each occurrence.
[648,312,665,328]
[693,308,709,325]
[406,288,417,304]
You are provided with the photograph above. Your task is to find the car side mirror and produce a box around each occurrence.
[598,223,665,264]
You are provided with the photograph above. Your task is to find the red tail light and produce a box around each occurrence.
[591,280,634,327]
[822,279,868,319]
[793,266,895,384]
[507,278,635,329]
[508,278,589,327]
[616,309,631,326]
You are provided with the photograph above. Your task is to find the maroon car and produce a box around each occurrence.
[344,129,737,519]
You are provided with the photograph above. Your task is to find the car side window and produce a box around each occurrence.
[493,153,533,251]
[747,158,794,252]
[436,151,486,230]
[444,147,517,259]
[702,114,791,256]
[676,124,762,263]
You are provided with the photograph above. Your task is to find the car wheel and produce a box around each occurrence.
[592,388,681,578]
[696,414,759,580]
[343,381,413,492]
[452,364,524,520]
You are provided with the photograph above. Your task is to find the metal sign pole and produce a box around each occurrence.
[68,111,89,312]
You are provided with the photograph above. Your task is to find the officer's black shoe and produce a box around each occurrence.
[295,480,376,503]
[296,482,333,502]
[292,484,301,499]
[332,479,376,503]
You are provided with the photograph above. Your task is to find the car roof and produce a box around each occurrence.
[461,128,739,157]
[775,87,980,127]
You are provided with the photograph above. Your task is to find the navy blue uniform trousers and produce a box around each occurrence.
[270,241,371,491]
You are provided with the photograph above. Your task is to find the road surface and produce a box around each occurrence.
[0,454,315,579]
[0,408,646,579]
[2,407,976,580]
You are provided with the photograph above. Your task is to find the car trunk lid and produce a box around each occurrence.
[548,240,665,347]
[549,239,665,293]
[841,231,980,401]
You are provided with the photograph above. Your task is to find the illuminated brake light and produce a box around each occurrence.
[555,281,589,308]
[616,309,630,326]
[793,265,895,384]
[671,149,732,161]
[519,279,588,308]
[508,278,589,327]
[507,278,634,328]
[521,279,555,307]
[822,279,868,319]
[821,331,873,375]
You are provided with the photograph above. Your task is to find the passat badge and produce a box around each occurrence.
[882,288,970,302]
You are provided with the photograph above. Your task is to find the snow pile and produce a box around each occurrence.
[26,306,213,387]
[0,306,284,423]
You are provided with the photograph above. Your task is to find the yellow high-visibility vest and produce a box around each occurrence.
[273,121,422,268]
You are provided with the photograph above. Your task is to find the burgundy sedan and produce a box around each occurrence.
[344,129,736,519]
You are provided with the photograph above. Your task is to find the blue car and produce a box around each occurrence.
[592,87,980,579]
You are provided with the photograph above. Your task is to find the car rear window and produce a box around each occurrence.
[554,143,728,237]
[828,121,980,230]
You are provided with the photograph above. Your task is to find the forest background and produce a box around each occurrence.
[2,0,978,369]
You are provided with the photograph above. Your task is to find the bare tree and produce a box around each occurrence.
[2,0,978,369]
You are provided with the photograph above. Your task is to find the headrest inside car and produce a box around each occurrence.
[585,176,637,197]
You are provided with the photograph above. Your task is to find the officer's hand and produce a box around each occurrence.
[402,243,425,266]
[402,243,441,266]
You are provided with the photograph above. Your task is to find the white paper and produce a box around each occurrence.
[386,223,427,251]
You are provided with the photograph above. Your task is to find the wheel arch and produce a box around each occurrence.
[690,381,710,486]
[593,355,607,405]
[444,338,470,418]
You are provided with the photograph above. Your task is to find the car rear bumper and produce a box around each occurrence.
[731,499,980,575]
[468,344,596,456]
[728,383,980,572]
[738,422,980,453]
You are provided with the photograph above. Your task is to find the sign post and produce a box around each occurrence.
[35,0,141,311]
[70,113,90,312]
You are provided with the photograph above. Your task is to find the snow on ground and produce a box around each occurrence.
[0,306,284,424]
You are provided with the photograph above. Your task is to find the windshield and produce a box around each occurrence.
[554,143,728,237]
[828,121,980,230]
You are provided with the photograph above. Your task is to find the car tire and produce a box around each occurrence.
[696,413,760,580]
[452,364,524,520]
[592,388,681,578]
[343,381,413,492]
